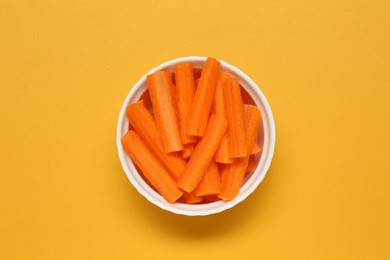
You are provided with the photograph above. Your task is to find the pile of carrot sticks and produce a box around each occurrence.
[122,57,262,204]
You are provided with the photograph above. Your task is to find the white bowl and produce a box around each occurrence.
[116,56,276,216]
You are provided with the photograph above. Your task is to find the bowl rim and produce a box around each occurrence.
[116,56,276,216]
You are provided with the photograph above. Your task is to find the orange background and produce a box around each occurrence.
[1,0,389,259]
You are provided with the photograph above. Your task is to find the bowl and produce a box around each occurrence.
[116,56,276,216]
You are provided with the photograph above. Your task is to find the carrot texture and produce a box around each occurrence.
[121,131,183,203]
[177,114,227,192]
[182,143,194,159]
[212,72,230,116]
[195,160,221,196]
[224,77,247,158]
[126,101,186,180]
[204,195,221,202]
[195,78,200,87]
[187,57,221,137]
[219,105,261,200]
[218,158,249,201]
[213,72,234,164]
[147,71,183,153]
[183,191,203,204]
[251,143,262,154]
[174,63,197,144]
[243,104,262,156]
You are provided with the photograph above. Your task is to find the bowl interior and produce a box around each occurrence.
[117,57,274,216]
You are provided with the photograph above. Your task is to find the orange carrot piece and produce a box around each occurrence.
[177,114,227,192]
[212,72,230,115]
[246,154,256,175]
[126,101,186,180]
[195,160,221,196]
[121,131,183,203]
[139,90,153,113]
[219,105,261,201]
[204,195,221,202]
[174,63,197,144]
[213,72,234,164]
[218,158,249,201]
[195,78,200,87]
[212,71,230,115]
[187,57,221,137]
[182,191,203,204]
[147,71,183,153]
[251,143,262,154]
[182,143,194,159]
[224,77,247,158]
[243,104,262,156]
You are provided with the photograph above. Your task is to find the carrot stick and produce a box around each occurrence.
[195,160,221,196]
[182,143,194,159]
[219,105,261,201]
[215,135,234,164]
[195,78,200,87]
[246,154,256,175]
[121,130,183,203]
[243,104,262,156]
[251,143,262,154]
[204,195,221,202]
[177,114,227,192]
[187,57,221,137]
[126,101,186,180]
[139,90,153,113]
[174,63,197,144]
[218,158,249,201]
[147,71,183,153]
[182,191,203,204]
[212,72,230,115]
[224,77,247,158]
[213,72,234,164]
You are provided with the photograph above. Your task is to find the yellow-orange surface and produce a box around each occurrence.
[1,1,389,259]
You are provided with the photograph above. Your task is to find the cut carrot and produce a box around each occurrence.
[126,101,186,180]
[243,104,262,156]
[224,77,247,158]
[213,72,234,164]
[246,154,256,175]
[251,143,262,154]
[131,163,156,192]
[204,195,221,202]
[215,136,234,164]
[218,157,249,201]
[187,57,221,137]
[147,70,183,153]
[212,72,230,115]
[195,78,200,87]
[195,160,221,196]
[139,90,153,114]
[219,105,261,201]
[182,191,203,204]
[182,143,194,159]
[123,59,265,205]
[177,114,227,192]
[174,63,197,144]
[121,130,183,203]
